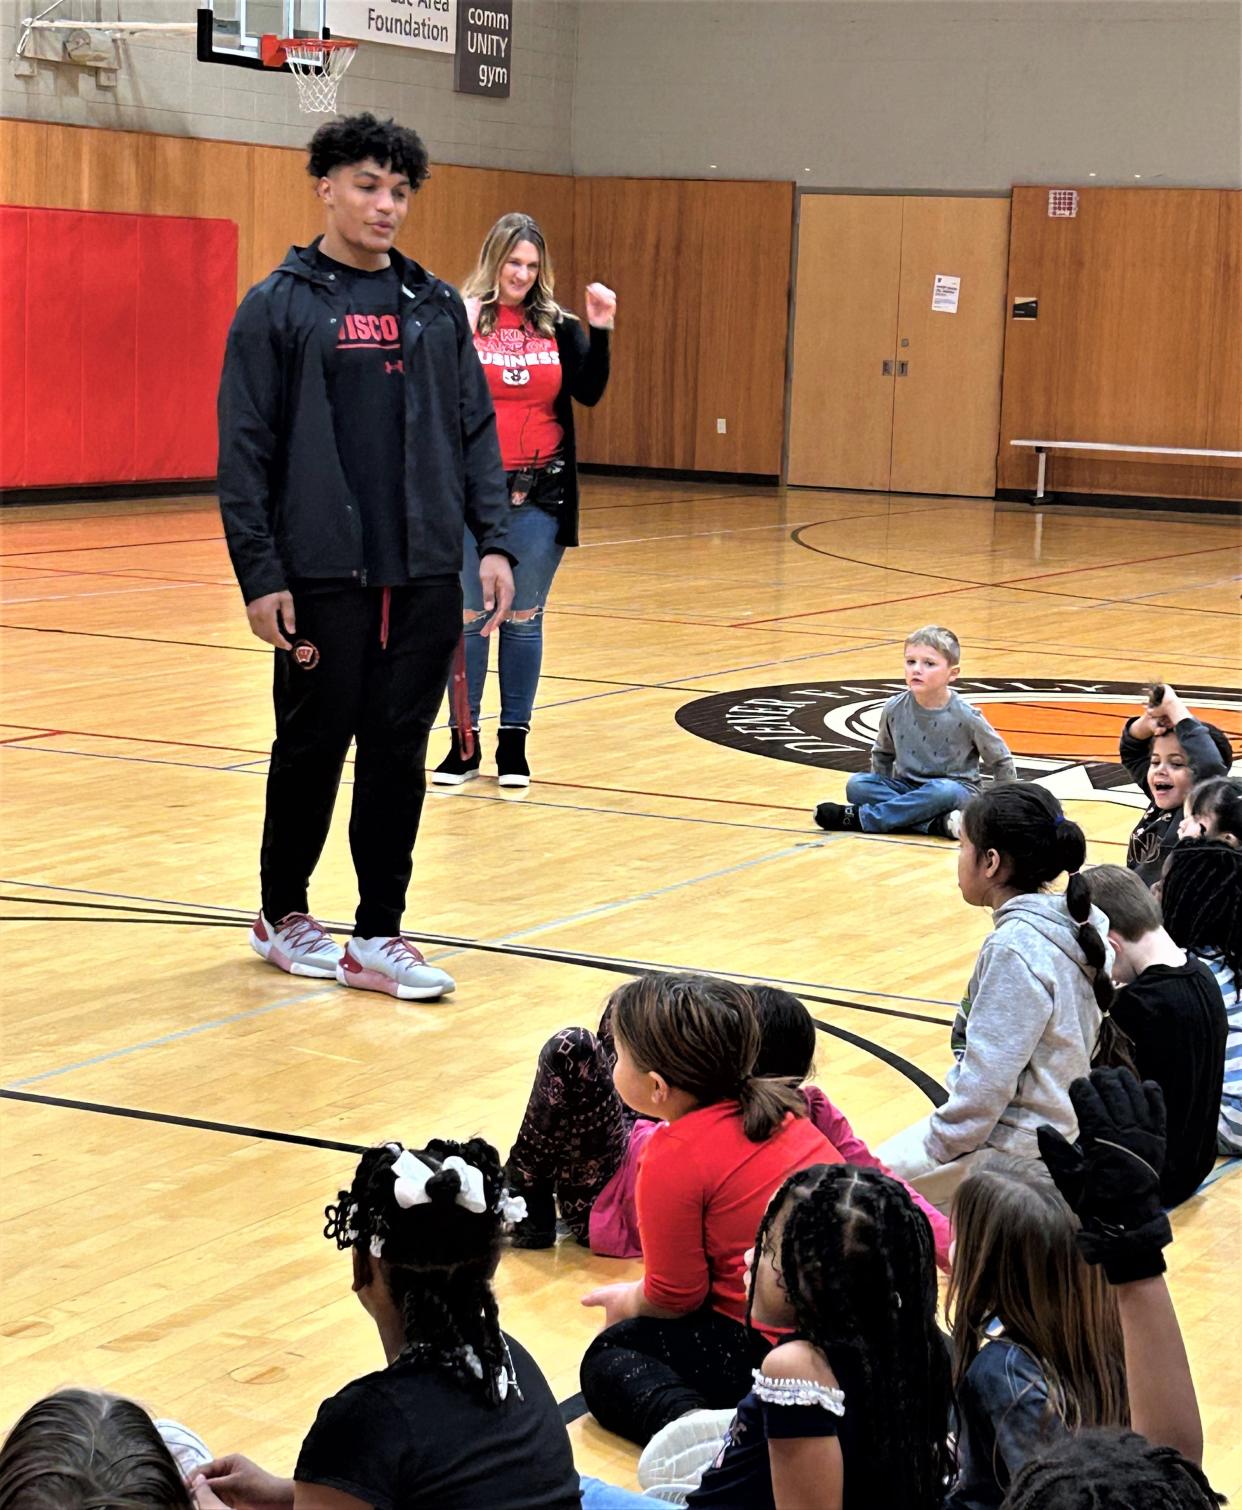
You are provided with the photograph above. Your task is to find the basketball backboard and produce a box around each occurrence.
[196,1,327,71]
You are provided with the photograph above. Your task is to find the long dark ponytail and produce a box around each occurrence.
[962,783,1118,1044]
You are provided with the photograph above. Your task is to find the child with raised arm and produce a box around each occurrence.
[814,626,1015,839]
[1120,684,1233,887]
[1083,865,1225,1206]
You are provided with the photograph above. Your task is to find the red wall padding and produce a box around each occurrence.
[1,205,237,489]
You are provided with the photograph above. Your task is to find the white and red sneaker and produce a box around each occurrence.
[336,935,456,1001]
[249,911,343,979]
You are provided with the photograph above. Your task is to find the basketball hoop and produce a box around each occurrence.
[261,34,357,114]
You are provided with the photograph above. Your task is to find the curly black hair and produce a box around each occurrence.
[747,1164,953,1509]
[1002,1427,1226,1508]
[306,112,430,188]
[324,1137,513,1403]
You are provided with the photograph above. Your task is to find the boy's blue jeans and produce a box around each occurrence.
[459,503,565,729]
[845,772,974,833]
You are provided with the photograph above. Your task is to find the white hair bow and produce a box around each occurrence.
[391,1149,488,1215]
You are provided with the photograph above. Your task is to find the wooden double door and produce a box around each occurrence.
[788,194,1010,497]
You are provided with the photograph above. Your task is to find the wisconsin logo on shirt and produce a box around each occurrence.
[502,367,532,386]
[674,678,1242,810]
[337,313,401,349]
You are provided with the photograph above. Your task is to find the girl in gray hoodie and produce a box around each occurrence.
[879,784,1120,1213]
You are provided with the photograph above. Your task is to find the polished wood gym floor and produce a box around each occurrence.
[1,480,1239,1495]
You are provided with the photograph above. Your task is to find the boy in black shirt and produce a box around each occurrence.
[218,114,514,1001]
[1085,865,1226,1206]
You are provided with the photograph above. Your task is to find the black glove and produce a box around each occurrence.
[1036,1067,1172,1285]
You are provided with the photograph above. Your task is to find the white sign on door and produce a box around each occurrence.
[932,274,961,314]
[328,0,457,54]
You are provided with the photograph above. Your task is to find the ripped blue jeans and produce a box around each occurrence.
[459,499,565,729]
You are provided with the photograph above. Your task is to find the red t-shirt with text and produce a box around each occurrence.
[637,1104,840,1325]
[473,303,563,470]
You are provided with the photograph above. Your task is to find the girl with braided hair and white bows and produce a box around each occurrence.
[193,1137,648,1510]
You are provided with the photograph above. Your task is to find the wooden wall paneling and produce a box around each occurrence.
[1206,190,1242,455]
[690,180,794,475]
[786,193,903,490]
[246,144,323,293]
[571,177,705,469]
[998,186,1242,501]
[889,196,1010,498]
[409,166,576,296]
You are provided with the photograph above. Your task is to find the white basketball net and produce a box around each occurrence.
[284,40,357,114]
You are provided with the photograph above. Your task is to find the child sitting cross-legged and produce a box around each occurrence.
[815,625,1015,840]
[1083,864,1226,1207]
[503,982,951,1269]
[1120,683,1233,888]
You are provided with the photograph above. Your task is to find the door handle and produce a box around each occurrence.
[881,359,894,375]
[896,360,909,377]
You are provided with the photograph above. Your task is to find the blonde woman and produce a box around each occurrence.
[433,213,615,788]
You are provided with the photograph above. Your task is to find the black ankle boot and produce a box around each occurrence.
[505,1180,557,1249]
[496,725,530,789]
[432,728,481,786]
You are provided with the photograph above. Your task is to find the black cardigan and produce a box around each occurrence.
[549,316,611,547]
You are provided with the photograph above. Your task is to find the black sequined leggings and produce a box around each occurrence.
[580,1306,771,1445]
[504,1018,638,1242]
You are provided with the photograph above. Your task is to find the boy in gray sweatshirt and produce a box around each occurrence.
[814,625,1015,840]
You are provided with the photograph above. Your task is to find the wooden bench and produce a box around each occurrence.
[1010,439,1242,502]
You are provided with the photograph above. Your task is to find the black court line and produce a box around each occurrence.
[790,522,1242,620]
[0,898,956,1027]
[0,1088,369,1153]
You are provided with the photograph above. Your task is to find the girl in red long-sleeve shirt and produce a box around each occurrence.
[503,986,951,1269]
[569,974,840,1446]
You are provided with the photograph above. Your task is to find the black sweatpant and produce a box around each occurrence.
[259,581,461,938]
[579,1307,770,1446]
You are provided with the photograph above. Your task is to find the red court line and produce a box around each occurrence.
[0,730,62,745]
[748,543,1242,625]
[0,535,225,559]
[0,722,269,758]
[996,543,1238,587]
[731,583,978,628]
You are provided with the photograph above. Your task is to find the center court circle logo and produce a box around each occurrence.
[675,678,1242,809]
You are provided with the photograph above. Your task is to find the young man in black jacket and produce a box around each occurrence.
[217,114,514,1001]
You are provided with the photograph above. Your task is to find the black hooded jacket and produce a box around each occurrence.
[217,239,511,603]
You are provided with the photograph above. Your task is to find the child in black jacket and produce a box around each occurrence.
[1120,685,1232,888]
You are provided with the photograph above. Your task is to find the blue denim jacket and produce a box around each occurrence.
[946,1339,1068,1508]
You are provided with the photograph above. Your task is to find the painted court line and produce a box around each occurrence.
[4,985,336,1089]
